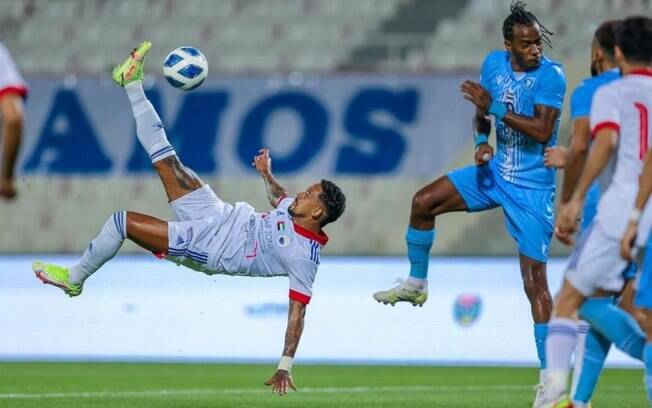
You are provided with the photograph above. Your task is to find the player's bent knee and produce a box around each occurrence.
[411,190,439,217]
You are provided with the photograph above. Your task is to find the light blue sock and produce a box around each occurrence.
[406,226,435,280]
[534,323,548,369]
[573,327,611,403]
[579,297,645,360]
[644,343,652,402]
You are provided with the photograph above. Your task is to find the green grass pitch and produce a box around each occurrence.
[0,363,646,407]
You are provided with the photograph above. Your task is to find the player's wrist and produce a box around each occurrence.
[474,133,489,148]
[488,100,507,120]
[277,356,293,372]
[629,208,642,224]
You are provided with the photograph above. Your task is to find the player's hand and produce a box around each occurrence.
[620,222,638,261]
[555,199,582,245]
[544,146,567,169]
[264,369,297,396]
[0,178,16,200]
[460,80,492,113]
[252,148,272,176]
[474,143,493,166]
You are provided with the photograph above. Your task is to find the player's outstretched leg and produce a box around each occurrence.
[373,176,466,306]
[33,211,168,296]
[113,41,203,202]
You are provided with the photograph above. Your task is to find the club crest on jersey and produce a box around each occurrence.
[523,77,536,91]
[277,235,290,247]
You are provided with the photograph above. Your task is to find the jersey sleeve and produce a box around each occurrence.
[479,51,498,89]
[287,258,318,305]
[534,64,566,109]
[0,42,27,97]
[275,196,294,212]
[589,85,620,138]
[569,83,591,119]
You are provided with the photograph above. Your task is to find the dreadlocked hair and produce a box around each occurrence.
[502,1,553,48]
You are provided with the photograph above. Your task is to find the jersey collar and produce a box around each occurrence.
[630,68,652,77]
[293,223,329,246]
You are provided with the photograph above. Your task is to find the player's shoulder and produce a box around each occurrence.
[537,56,565,82]
[481,50,506,69]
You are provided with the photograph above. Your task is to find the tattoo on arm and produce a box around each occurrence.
[282,300,306,357]
[263,173,288,207]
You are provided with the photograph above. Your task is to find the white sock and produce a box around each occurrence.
[570,320,589,398]
[69,211,127,285]
[546,317,578,381]
[406,277,427,290]
[125,81,176,163]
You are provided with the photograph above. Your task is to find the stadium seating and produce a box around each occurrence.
[2,0,652,74]
[0,0,406,74]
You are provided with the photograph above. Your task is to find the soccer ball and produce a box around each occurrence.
[162,46,208,91]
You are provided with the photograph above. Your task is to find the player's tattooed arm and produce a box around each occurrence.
[460,80,559,143]
[283,299,306,357]
[264,299,305,395]
[253,148,289,207]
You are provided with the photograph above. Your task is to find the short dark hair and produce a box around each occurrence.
[615,16,652,65]
[319,179,345,227]
[502,1,553,47]
[594,20,621,59]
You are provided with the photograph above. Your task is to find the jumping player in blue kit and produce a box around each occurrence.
[373,1,565,398]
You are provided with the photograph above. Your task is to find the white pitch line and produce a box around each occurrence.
[0,384,641,400]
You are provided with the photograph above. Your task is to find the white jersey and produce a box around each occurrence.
[0,42,27,97]
[590,69,652,244]
[167,192,325,304]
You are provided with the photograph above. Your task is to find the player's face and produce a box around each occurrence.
[288,183,325,221]
[506,23,543,70]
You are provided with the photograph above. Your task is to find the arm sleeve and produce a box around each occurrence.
[287,258,318,305]
[479,52,494,89]
[275,196,294,212]
[590,85,620,138]
[534,65,566,109]
[570,84,591,119]
[0,43,27,96]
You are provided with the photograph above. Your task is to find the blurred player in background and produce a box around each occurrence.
[0,42,27,199]
[540,16,652,407]
[621,107,652,404]
[373,1,565,397]
[31,42,346,396]
[544,20,641,407]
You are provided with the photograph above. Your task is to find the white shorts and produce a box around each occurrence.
[165,185,231,273]
[564,222,628,296]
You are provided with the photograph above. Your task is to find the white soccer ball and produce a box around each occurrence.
[162,46,208,91]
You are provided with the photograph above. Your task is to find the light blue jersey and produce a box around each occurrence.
[570,68,621,231]
[480,50,566,189]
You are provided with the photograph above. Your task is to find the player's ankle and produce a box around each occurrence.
[406,277,426,290]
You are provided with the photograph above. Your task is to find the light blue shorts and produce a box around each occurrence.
[448,162,554,262]
[635,234,652,308]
